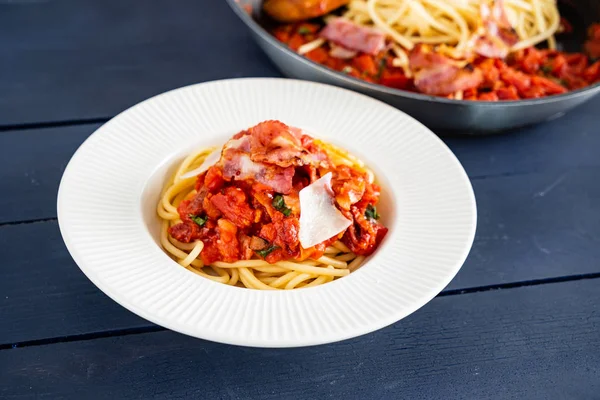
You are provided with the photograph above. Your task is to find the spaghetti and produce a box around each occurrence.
[343,0,561,62]
[157,120,387,290]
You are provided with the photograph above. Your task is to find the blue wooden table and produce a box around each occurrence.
[1,1,599,398]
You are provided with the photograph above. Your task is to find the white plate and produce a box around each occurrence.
[57,78,476,347]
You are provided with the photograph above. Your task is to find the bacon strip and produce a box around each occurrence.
[320,18,385,56]
[221,152,295,194]
[472,0,519,59]
[409,44,483,96]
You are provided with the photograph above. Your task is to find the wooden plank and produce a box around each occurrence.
[0,124,100,224]
[1,279,598,399]
[0,0,280,125]
[2,97,600,225]
[0,221,150,345]
[444,95,600,178]
[452,168,600,289]
[2,165,600,344]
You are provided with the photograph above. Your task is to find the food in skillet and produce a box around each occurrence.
[265,0,600,100]
[157,120,387,290]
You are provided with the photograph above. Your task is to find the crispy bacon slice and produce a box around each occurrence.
[215,120,331,193]
[409,44,483,96]
[472,0,519,59]
[320,18,385,56]
[247,120,328,168]
[221,152,295,194]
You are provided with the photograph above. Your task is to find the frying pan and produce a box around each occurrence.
[226,0,600,133]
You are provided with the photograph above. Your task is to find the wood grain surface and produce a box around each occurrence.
[1,1,599,398]
[1,279,598,399]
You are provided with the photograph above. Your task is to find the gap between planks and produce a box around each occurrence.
[1,272,599,352]
[0,117,110,133]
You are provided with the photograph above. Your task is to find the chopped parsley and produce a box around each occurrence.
[541,65,552,74]
[365,204,380,220]
[551,77,568,87]
[272,194,292,216]
[255,244,280,258]
[297,26,311,35]
[189,214,207,227]
[342,66,353,74]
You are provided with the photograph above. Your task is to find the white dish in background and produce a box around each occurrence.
[57,78,476,347]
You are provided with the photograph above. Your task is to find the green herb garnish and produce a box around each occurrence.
[255,244,280,258]
[541,65,552,74]
[342,66,353,74]
[298,26,311,35]
[189,214,207,227]
[365,204,380,220]
[551,77,568,87]
[272,194,292,216]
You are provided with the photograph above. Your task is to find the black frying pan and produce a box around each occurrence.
[227,0,600,133]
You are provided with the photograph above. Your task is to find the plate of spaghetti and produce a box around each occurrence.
[228,0,600,131]
[58,78,476,347]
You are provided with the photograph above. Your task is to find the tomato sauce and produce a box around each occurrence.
[168,121,387,265]
[272,22,600,101]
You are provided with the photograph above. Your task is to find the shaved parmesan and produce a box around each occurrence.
[179,147,222,180]
[298,172,352,249]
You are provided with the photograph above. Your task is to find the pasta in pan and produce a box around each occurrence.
[266,0,600,100]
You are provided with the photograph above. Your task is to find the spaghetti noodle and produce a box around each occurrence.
[343,0,561,63]
[156,120,387,290]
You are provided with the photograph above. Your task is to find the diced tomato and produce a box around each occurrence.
[216,219,239,262]
[479,58,500,83]
[584,61,600,82]
[210,187,254,229]
[463,88,478,100]
[550,54,568,76]
[288,33,306,51]
[258,215,301,262]
[531,76,567,95]
[562,72,589,90]
[496,86,520,100]
[522,86,546,98]
[585,40,600,60]
[305,47,328,63]
[199,237,221,265]
[352,54,378,76]
[501,68,531,95]
[478,92,499,101]
[589,23,600,41]
[204,166,224,192]
[566,54,588,75]
[380,71,411,89]
[273,28,291,43]
[520,48,543,73]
